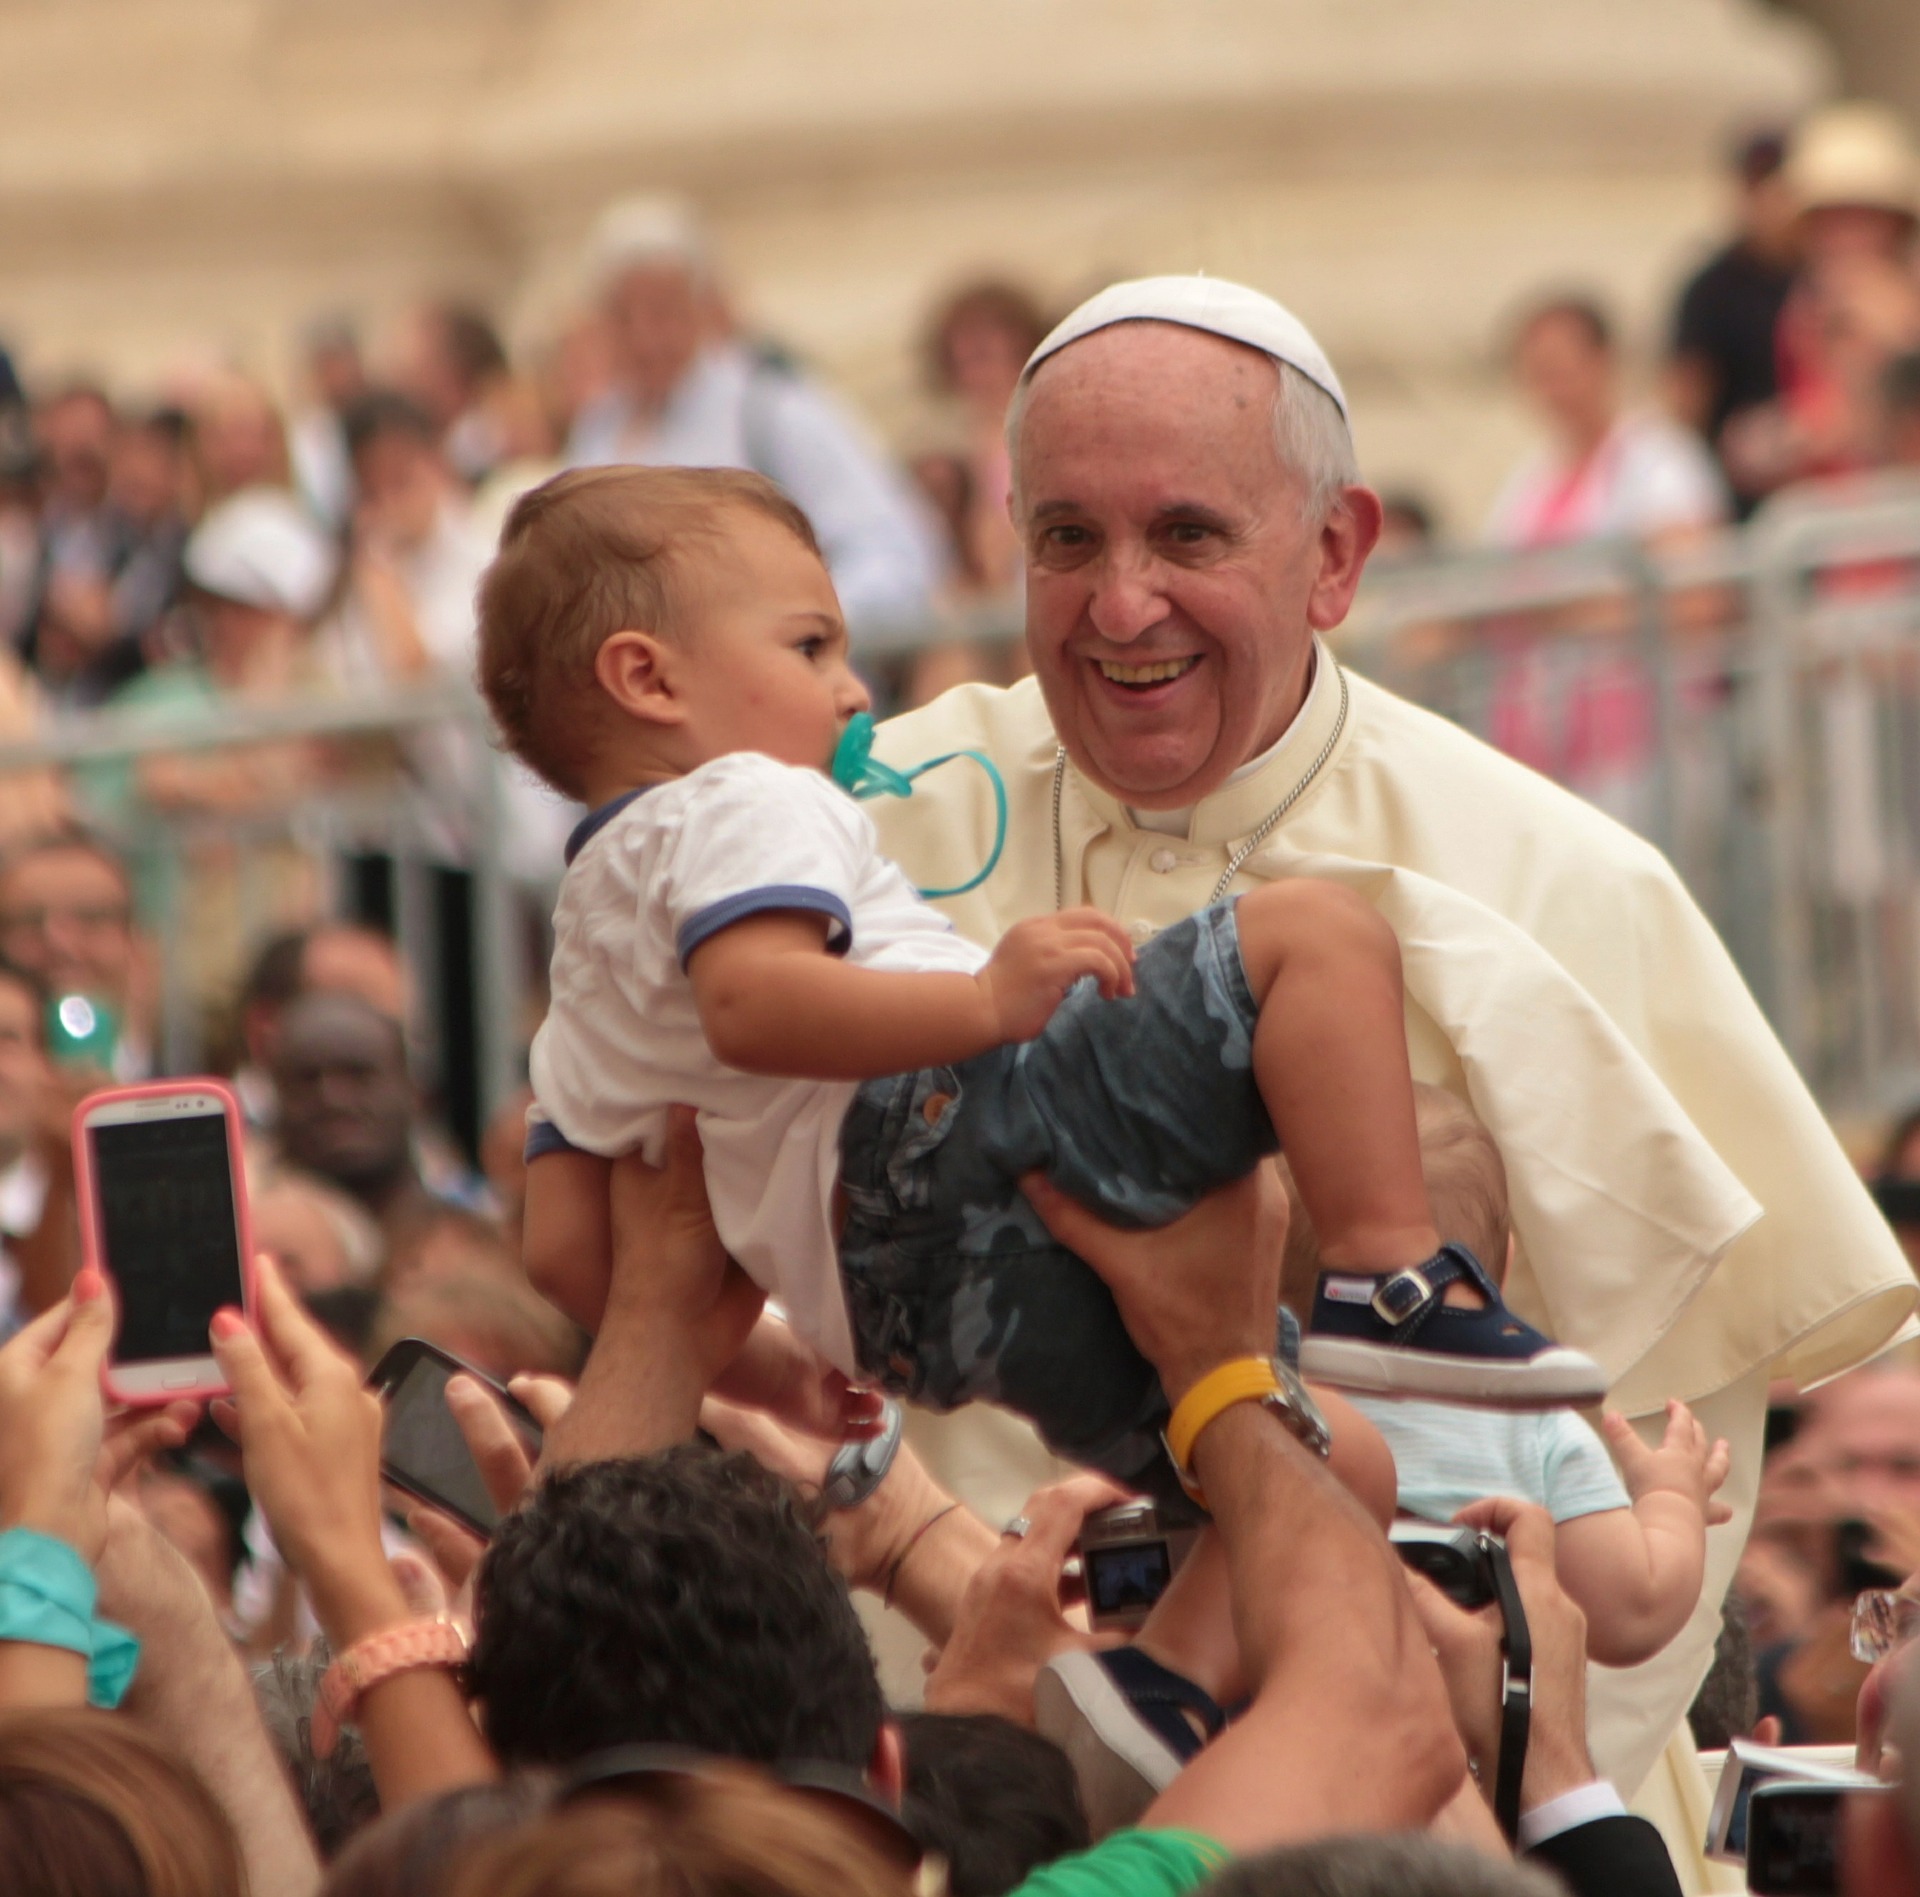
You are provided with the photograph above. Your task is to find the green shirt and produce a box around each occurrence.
[1008,1829,1227,1897]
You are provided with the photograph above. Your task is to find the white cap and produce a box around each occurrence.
[1785,102,1920,221]
[184,486,337,621]
[585,193,711,288]
[1022,274,1347,418]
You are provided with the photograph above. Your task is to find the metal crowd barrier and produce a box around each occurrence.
[4,478,1920,1131]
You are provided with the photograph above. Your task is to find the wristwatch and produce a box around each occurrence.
[1259,1355,1334,1462]
[1163,1355,1332,1507]
[821,1397,904,1512]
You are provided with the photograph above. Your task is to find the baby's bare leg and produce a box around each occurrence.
[1232,881,1441,1278]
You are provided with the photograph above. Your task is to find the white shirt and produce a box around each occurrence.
[1351,1395,1630,1525]
[530,752,987,1372]
[1484,411,1728,547]
[565,341,945,641]
[0,1147,48,1337]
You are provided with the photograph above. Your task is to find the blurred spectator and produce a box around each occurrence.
[0,646,70,851]
[1723,102,1920,496]
[1883,349,1920,469]
[104,407,191,649]
[228,921,412,1129]
[289,315,370,528]
[1374,489,1439,562]
[250,1169,385,1297]
[1487,294,1728,547]
[0,397,40,653]
[1667,128,1797,517]
[387,301,513,487]
[21,384,158,706]
[923,279,1049,597]
[190,369,293,503]
[566,195,943,649]
[328,391,493,690]
[0,955,55,1333]
[0,827,153,1081]
[268,988,481,1246]
[369,1261,584,1383]
[134,1455,249,1622]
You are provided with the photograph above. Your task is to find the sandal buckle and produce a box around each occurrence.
[1372,1268,1435,1325]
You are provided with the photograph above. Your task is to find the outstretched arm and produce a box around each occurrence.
[1550,1401,1731,1667]
[687,908,1134,1080]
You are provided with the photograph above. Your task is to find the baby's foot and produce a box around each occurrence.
[1298,1243,1606,1409]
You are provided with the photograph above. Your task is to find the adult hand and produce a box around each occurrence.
[406,1372,574,1590]
[0,1269,195,1562]
[924,1472,1129,1724]
[1410,1497,1594,1815]
[210,1251,404,1647]
[1023,1162,1287,1403]
[702,1391,953,1595]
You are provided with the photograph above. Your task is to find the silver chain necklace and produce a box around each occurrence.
[1051,659,1350,910]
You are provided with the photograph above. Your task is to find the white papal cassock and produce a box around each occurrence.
[864,644,1917,1890]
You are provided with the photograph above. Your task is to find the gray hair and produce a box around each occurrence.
[1201,1835,1562,1897]
[1006,343,1359,524]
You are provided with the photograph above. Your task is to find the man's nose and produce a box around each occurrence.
[1085,547,1170,646]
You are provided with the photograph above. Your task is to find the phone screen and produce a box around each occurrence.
[382,1352,504,1535]
[91,1112,243,1363]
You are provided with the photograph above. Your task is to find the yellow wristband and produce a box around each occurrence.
[1164,1357,1282,1484]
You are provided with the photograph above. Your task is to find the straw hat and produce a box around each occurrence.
[1785,101,1920,221]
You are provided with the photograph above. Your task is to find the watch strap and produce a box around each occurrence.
[312,1613,470,1758]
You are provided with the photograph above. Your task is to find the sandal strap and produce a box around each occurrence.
[1369,1245,1498,1342]
[1100,1648,1227,1760]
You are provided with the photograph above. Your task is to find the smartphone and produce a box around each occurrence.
[73,1079,253,1405]
[368,1337,544,1539]
[1747,1781,1891,1895]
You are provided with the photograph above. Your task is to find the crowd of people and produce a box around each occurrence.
[1,89,1920,1897]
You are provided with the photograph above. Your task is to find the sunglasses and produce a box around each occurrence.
[1851,1588,1920,1664]
[558,1743,929,1876]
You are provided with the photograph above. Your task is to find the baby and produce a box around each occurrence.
[480,466,1604,1501]
[1280,1085,1730,1665]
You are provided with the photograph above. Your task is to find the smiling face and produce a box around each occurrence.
[1013,323,1375,806]
[659,507,873,776]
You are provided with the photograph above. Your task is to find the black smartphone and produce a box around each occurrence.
[367,1337,543,1538]
[1747,1781,1889,1895]
[1390,1523,1501,1608]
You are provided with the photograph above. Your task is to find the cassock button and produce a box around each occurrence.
[1148,848,1179,873]
[1128,919,1156,945]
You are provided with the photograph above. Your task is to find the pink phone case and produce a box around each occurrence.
[72,1077,256,1407]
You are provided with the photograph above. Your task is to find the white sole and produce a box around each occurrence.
[1033,1651,1182,1839]
[1298,1338,1607,1410]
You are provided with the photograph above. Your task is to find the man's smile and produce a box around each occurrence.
[1091,655,1202,693]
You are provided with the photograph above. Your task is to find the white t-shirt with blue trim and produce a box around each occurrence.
[1351,1395,1630,1524]
[530,751,987,1374]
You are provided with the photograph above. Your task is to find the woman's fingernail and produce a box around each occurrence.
[73,1267,104,1302]
[210,1308,245,1340]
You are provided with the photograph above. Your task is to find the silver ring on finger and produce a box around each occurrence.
[1003,1516,1032,1540]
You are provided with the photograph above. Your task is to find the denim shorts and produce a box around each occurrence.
[838,900,1280,1507]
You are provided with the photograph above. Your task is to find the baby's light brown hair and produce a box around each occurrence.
[475,465,822,800]
[1279,1083,1511,1319]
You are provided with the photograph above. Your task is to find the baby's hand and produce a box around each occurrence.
[1603,1400,1733,1525]
[976,909,1136,1044]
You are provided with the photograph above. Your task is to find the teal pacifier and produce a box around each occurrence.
[830,711,1008,900]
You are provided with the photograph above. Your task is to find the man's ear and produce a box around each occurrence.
[593,630,683,726]
[1306,484,1384,634]
[867,1719,906,1808]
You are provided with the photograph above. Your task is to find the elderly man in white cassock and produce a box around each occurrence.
[853,278,1914,1872]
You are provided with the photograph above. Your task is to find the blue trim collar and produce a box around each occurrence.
[566,787,652,865]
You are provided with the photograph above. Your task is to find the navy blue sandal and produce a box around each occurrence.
[1299,1243,1605,1409]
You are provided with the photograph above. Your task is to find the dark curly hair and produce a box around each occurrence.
[468,1446,883,1772]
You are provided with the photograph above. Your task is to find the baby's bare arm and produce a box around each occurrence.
[687,908,1134,1080]
[1551,1401,1731,1667]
